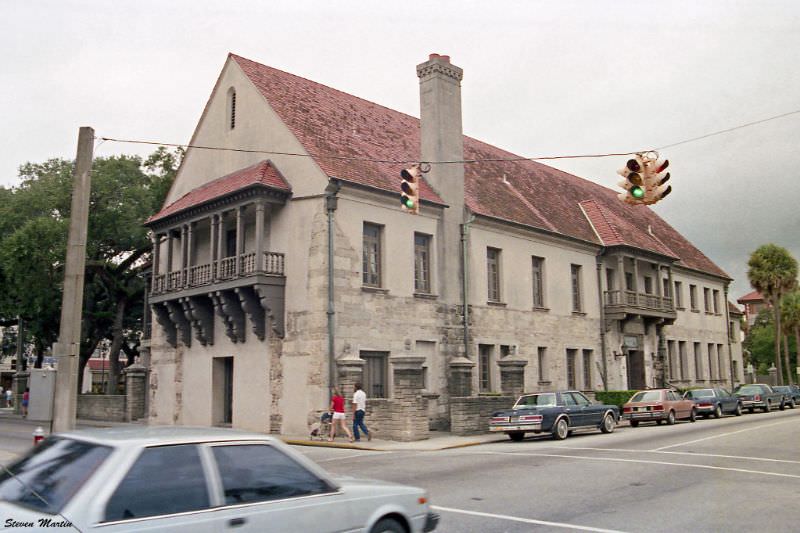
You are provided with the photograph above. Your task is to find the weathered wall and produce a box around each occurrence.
[450,396,514,435]
[77,395,126,422]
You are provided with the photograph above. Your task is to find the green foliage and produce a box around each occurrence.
[747,244,799,300]
[595,390,638,411]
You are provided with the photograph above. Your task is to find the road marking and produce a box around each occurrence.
[552,445,800,465]
[468,451,800,479]
[651,418,793,451]
[431,505,629,533]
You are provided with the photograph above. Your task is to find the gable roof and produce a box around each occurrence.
[148,160,290,224]
[225,53,728,279]
[737,290,764,303]
[728,301,744,315]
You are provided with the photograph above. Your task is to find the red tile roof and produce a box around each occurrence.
[728,301,744,315]
[188,54,727,278]
[737,290,764,303]
[149,160,290,223]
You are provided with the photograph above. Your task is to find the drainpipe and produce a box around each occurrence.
[460,215,475,360]
[724,285,735,387]
[596,251,609,391]
[325,180,340,391]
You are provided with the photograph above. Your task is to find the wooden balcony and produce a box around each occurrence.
[604,289,676,321]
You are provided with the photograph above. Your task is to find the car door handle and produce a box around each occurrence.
[229,517,247,528]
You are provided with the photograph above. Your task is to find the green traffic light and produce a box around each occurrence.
[632,187,644,199]
[403,198,415,208]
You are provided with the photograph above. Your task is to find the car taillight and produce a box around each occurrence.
[698,402,712,407]
[491,416,509,424]
[754,394,761,402]
[518,415,543,422]
[652,405,664,412]
[623,406,632,413]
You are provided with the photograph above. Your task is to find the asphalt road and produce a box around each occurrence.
[297,409,800,532]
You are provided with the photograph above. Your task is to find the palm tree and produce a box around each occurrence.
[747,244,798,385]
[780,290,800,385]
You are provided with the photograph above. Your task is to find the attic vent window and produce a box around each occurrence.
[227,87,237,130]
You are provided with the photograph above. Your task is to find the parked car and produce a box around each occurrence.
[489,390,619,441]
[772,385,799,408]
[683,387,742,418]
[733,383,786,413]
[622,389,696,427]
[0,426,439,533]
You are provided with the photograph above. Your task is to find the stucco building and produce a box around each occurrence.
[143,53,742,439]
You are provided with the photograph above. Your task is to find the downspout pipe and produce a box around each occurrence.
[724,285,735,387]
[325,180,340,392]
[461,215,475,360]
[596,250,609,391]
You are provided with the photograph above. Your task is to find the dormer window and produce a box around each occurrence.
[227,87,236,130]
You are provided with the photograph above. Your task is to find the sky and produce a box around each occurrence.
[2,0,799,300]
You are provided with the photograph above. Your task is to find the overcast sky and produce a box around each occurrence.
[2,0,798,299]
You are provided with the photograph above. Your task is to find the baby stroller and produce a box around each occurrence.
[309,411,333,441]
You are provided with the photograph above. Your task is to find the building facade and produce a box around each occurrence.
[144,53,742,438]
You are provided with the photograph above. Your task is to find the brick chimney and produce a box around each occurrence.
[417,53,465,302]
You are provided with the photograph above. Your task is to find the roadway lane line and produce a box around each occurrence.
[650,418,793,451]
[552,446,800,465]
[468,451,800,479]
[431,505,629,533]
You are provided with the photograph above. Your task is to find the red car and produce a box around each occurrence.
[623,389,697,427]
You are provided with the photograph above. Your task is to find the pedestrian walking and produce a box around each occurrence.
[352,382,371,442]
[5,388,12,408]
[22,387,29,417]
[328,387,353,442]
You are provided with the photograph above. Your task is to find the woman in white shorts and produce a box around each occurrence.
[329,387,354,442]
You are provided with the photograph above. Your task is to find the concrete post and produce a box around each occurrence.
[448,357,475,397]
[498,358,527,397]
[336,357,364,400]
[124,363,147,421]
[768,365,777,386]
[390,355,428,441]
[52,126,94,432]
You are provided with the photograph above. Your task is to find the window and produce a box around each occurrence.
[689,284,698,311]
[704,288,711,313]
[717,344,725,381]
[708,344,716,380]
[361,351,388,398]
[105,445,209,521]
[582,349,593,389]
[414,233,431,293]
[532,256,545,308]
[362,223,382,287]
[694,342,703,380]
[667,340,677,380]
[679,341,688,381]
[605,268,615,291]
[662,278,671,298]
[479,344,494,392]
[571,265,582,312]
[537,347,548,382]
[625,272,634,291]
[644,276,653,295]
[212,444,332,505]
[713,289,720,314]
[732,360,739,381]
[500,344,511,358]
[227,87,237,130]
[487,248,501,302]
[566,349,577,389]
[674,281,683,308]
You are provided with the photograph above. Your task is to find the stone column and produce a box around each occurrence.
[151,233,160,280]
[768,365,777,386]
[186,222,195,285]
[498,357,527,397]
[210,214,219,280]
[390,355,428,441]
[449,356,475,397]
[336,357,364,399]
[235,206,245,275]
[255,201,265,272]
[124,363,147,421]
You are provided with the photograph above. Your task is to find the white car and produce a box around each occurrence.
[0,426,438,532]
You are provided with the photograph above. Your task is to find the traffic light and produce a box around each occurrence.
[643,158,672,204]
[617,155,646,204]
[400,165,420,214]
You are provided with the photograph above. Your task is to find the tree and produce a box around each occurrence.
[780,290,800,384]
[0,147,182,393]
[747,244,798,385]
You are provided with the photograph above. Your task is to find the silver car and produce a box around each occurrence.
[0,426,438,532]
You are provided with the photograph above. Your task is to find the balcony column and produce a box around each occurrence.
[151,233,161,280]
[632,257,639,305]
[210,214,219,281]
[186,222,195,286]
[181,225,189,288]
[667,267,674,304]
[656,264,663,298]
[616,255,624,302]
[166,231,174,279]
[217,211,227,273]
[255,201,265,272]
[235,206,245,275]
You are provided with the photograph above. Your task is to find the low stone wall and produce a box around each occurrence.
[450,395,514,435]
[77,394,126,422]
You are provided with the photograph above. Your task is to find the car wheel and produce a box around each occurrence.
[779,400,786,411]
[748,407,755,414]
[508,431,524,442]
[371,518,405,533]
[689,408,697,422]
[790,399,796,409]
[666,410,676,425]
[713,405,722,419]
[764,400,771,413]
[552,418,569,440]
[630,420,639,428]
[600,413,616,434]
[734,403,742,416]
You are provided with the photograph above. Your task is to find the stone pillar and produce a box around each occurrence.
[210,214,219,280]
[498,357,527,397]
[124,363,147,421]
[235,206,245,275]
[768,365,777,386]
[13,371,30,415]
[255,201,265,272]
[449,357,475,397]
[336,357,364,399]
[390,355,428,441]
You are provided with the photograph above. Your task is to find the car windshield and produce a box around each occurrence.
[686,389,714,399]
[630,391,662,403]
[736,385,761,395]
[0,437,112,514]
[514,393,557,408]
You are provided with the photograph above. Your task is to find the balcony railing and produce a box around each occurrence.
[151,251,285,296]
[604,289,674,314]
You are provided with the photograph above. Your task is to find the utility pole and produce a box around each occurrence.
[52,126,94,432]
